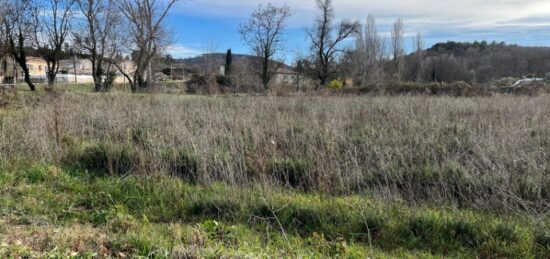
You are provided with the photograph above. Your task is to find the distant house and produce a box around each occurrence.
[164,63,194,81]
[114,60,137,84]
[273,67,306,90]
[0,56,47,83]
[59,59,93,75]
[57,58,137,84]
[118,60,136,75]
[512,78,544,87]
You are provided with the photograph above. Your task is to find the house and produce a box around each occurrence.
[57,58,137,84]
[118,60,136,75]
[273,67,306,90]
[59,59,93,75]
[114,60,137,84]
[512,78,544,87]
[0,56,47,83]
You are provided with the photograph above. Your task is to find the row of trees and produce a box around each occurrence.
[238,0,550,90]
[0,0,179,92]
[239,0,362,90]
[239,0,417,90]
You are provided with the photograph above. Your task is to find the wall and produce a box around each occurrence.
[55,74,95,83]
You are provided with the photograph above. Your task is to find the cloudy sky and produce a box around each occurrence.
[166,0,550,61]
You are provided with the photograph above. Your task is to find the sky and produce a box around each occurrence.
[165,0,550,62]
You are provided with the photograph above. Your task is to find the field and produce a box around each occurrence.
[0,89,549,258]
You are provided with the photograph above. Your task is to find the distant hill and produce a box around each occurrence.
[174,53,292,73]
[408,41,550,83]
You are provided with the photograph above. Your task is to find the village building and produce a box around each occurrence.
[59,59,94,75]
[0,56,47,84]
[273,67,306,90]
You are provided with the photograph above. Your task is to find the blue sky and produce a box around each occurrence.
[165,0,550,62]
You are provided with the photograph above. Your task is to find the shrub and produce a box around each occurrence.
[102,71,117,92]
[187,199,240,219]
[186,75,207,94]
[403,213,489,253]
[326,80,344,89]
[285,206,323,234]
[536,230,550,249]
[70,142,138,177]
[493,224,519,243]
[307,232,348,257]
[19,166,49,184]
[495,77,519,87]
[216,75,235,88]
[201,220,238,247]
[164,148,199,183]
[268,157,313,189]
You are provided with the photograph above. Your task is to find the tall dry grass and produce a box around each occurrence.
[1,92,549,214]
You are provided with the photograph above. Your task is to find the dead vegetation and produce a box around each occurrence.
[1,92,549,215]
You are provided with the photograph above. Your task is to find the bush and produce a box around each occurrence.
[536,230,550,249]
[268,157,313,189]
[102,71,117,92]
[164,148,199,183]
[70,142,138,177]
[201,220,238,247]
[216,75,235,89]
[186,75,207,94]
[350,81,484,96]
[494,77,519,87]
[187,199,240,219]
[326,80,344,89]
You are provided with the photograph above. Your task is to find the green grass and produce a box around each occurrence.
[0,162,548,258]
[2,89,550,257]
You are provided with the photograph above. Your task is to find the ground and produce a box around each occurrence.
[0,87,549,258]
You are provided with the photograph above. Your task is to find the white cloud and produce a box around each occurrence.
[166,44,203,58]
[177,0,550,33]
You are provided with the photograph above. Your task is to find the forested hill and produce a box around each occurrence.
[175,53,292,72]
[415,41,550,83]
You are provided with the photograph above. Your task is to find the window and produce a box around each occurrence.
[28,65,34,71]
[38,65,42,71]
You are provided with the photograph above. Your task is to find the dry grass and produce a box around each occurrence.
[1,92,549,214]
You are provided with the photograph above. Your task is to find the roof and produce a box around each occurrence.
[59,59,90,63]
[275,67,302,75]
[26,57,47,63]
[513,78,544,87]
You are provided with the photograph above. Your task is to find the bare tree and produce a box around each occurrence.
[0,1,5,45]
[391,18,405,81]
[33,0,76,88]
[75,0,123,91]
[239,3,291,90]
[308,0,359,88]
[201,36,220,75]
[412,32,424,82]
[1,0,40,91]
[353,15,386,86]
[116,0,179,93]
[0,1,7,72]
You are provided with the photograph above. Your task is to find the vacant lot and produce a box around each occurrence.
[0,91,549,257]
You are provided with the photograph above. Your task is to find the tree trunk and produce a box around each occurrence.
[317,64,329,89]
[47,72,56,88]
[13,56,36,91]
[17,58,36,92]
[93,64,104,92]
[19,62,36,91]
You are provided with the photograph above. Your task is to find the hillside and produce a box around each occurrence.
[174,53,292,73]
[407,41,550,83]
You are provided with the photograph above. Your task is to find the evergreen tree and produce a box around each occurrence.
[225,48,232,76]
